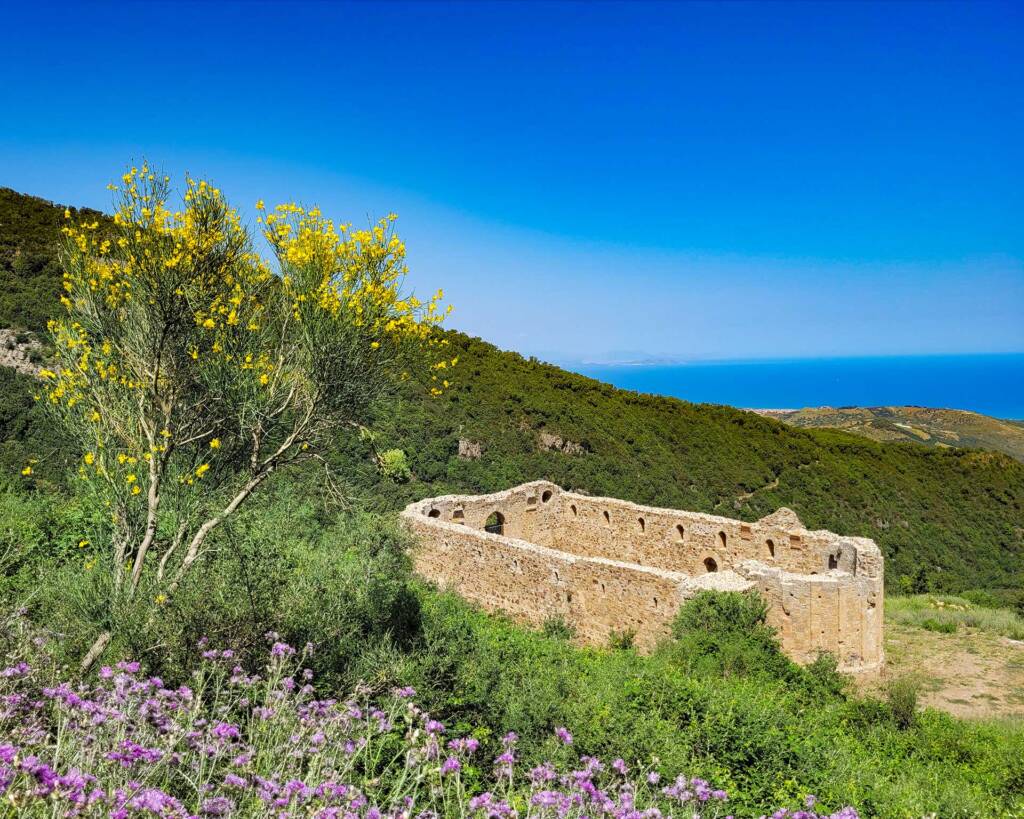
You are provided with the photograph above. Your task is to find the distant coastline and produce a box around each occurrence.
[568,353,1024,420]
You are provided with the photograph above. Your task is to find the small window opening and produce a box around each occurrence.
[828,554,838,570]
[652,596,658,608]
[542,490,553,503]
[603,510,611,524]
[484,511,505,535]
[427,508,441,518]
[453,508,465,519]
[717,531,727,550]
[570,504,578,516]
[675,524,685,542]
[703,557,718,573]
[766,539,775,558]
[637,517,645,532]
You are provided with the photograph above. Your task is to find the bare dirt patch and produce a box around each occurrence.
[876,621,1024,720]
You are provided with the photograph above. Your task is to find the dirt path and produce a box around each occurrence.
[876,622,1024,720]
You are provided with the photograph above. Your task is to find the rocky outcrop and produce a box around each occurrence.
[538,431,586,456]
[0,329,42,377]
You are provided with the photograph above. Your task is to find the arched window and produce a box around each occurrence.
[717,531,727,550]
[427,508,441,518]
[703,557,718,573]
[542,490,553,503]
[675,524,685,543]
[766,538,775,558]
[603,510,611,524]
[637,517,645,532]
[484,511,505,535]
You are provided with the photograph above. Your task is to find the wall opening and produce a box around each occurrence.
[828,554,838,570]
[484,511,505,535]
[675,524,685,543]
[704,557,718,573]
[637,517,645,532]
[717,531,727,550]
[427,508,441,518]
[603,510,611,524]
[570,504,578,516]
[766,538,775,558]
[542,490,553,503]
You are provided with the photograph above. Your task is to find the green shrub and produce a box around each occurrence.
[920,617,957,634]
[378,448,413,483]
[665,590,794,679]
[886,676,920,729]
[608,628,636,650]
[542,615,575,640]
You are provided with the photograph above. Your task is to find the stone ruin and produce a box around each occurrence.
[402,481,884,675]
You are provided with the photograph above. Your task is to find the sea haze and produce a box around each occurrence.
[569,354,1024,420]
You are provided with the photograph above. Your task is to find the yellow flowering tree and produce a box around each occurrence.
[44,166,451,669]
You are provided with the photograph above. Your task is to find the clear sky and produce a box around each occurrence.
[2,1,1021,362]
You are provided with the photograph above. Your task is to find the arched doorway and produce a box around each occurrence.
[484,511,505,535]
[703,557,718,573]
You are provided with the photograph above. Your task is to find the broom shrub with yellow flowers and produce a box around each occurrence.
[42,165,452,671]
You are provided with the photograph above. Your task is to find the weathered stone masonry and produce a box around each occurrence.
[401,481,884,675]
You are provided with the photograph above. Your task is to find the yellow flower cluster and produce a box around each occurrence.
[42,164,455,519]
[260,203,451,365]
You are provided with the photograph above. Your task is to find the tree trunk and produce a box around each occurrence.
[80,630,112,673]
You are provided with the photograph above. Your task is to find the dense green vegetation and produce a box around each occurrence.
[2,185,1024,815]
[2,186,1023,596]
[3,481,1023,817]
[0,187,107,333]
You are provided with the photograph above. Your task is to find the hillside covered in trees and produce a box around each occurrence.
[1,186,1023,594]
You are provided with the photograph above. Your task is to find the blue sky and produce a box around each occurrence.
[2,1,1021,361]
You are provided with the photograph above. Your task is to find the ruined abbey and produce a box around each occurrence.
[402,481,884,675]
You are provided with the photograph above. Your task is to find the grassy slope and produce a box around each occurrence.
[759,405,1024,463]
[2,186,1023,593]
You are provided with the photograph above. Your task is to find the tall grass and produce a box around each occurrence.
[886,595,1024,640]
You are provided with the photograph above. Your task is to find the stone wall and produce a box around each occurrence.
[401,481,884,673]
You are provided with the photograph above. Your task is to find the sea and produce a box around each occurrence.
[569,353,1024,420]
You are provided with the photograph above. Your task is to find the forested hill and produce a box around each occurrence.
[0,187,105,333]
[353,333,1024,593]
[2,186,1023,594]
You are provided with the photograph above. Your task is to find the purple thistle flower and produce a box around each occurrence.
[555,726,573,745]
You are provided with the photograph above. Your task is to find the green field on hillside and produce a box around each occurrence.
[760,405,1024,463]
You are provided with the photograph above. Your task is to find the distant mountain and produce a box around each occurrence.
[754,406,1024,463]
